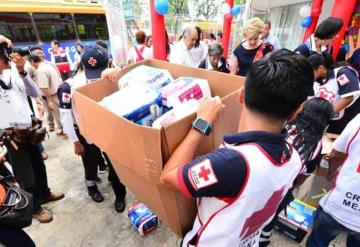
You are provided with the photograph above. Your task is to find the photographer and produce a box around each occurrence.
[0,36,64,223]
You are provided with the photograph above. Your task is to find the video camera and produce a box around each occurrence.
[0,42,30,61]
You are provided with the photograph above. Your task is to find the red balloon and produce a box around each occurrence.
[225,14,233,21]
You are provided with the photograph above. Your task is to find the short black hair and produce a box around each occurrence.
[29,54,41,63]
[315,17,343,39]
[210,33,216,40]
[30,46,43,52]
[217,32,222,38]
[307,52,334,69]
[52,40,60,46]
[245,49,314,120]
[96,39,108,50]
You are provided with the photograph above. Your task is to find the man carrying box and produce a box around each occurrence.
[160,49,314,246]
[57,45,126,212]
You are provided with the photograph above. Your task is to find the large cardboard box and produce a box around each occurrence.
[73,60,244,236]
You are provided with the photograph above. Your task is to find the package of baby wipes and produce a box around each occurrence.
[160,77,211,108]
[99,84,163,125]
[118,65,174,90]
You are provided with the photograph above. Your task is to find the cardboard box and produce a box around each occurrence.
[73,60,244,236]
[275,199,316,243]
[300,174,332,207]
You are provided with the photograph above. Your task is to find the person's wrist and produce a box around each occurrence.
[18,70,27,77]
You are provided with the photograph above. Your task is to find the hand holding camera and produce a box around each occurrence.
[9,53,26,74]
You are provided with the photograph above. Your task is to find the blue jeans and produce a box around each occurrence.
[307,206,360,247]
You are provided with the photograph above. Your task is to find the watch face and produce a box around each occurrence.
[196,119,207,130]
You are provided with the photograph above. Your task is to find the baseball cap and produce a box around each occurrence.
[81,45,109,80]
[315,17,343,40]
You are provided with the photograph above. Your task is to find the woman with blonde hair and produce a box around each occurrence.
[231,17,273,76]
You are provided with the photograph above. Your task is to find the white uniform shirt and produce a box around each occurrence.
[169,40,195,67]
[127,45,151,64]
[320,114,360,231]
[0,69,38,129]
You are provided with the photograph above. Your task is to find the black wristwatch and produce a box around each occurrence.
[18,70,27,77]
[192,118,212,136]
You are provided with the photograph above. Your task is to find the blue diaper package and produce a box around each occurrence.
[128,202,159,236]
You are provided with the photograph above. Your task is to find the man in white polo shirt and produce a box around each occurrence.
[307,114,360,246]
[170,26,198,67]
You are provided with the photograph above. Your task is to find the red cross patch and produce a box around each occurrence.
[337,74,350,86]
[62,92,71,104]
[188,159,218,190]
[317,88,336,103]
[88,57,97,67]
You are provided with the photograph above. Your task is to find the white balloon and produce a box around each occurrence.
[220,2,231,15]
[299,5,311,17]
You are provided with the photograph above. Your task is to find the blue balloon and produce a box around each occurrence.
[301,16,313,28]
[154,0,169,16]
[230,5,241,16]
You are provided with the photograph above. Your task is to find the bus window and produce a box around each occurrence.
[33,13,76,41]
[74,14,109,40]
[0,12,37,43]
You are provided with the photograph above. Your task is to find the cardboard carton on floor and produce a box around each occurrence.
[73,60,244,236]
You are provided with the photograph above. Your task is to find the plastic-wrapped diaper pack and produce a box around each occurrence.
[128,202,159,236]
[118,65,174,90]
[152,100,199,128]
[99,83,163,126]
[101,66,212,127]
[160,77,211,108]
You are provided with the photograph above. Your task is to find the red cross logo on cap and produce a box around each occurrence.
[88,57,97,67]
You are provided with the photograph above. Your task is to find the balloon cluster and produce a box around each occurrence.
[154,0,169,16]
[299,5,312,28]
[221,2,242,16]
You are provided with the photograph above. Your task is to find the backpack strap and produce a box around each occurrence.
[134,45,145,62]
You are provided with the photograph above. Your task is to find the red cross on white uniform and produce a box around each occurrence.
[317,88,335,103]
[88,57,97,67]
[189,159,218,190]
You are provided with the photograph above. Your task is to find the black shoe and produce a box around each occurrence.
[87,186,104,203]
[99,164,108,174]
[114,198,125,213]
[94,176,102,184]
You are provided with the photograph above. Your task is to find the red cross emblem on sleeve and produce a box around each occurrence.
[62,92,71,104]
[88,57,97,67]
[189,159,218,190]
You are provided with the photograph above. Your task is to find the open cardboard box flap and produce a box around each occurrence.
[73,59,244,236]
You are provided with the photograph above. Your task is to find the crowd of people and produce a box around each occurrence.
[0,13,359,247]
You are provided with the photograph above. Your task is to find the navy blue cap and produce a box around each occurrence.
[81,45,109,80]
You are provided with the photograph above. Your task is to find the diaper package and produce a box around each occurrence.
[160,77,211,108]
[128,202,159,236]
[152,100,199,128]
[99,84,163,125]
[118,65,174,90]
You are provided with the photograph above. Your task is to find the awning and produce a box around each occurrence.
[250,0,310,11]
